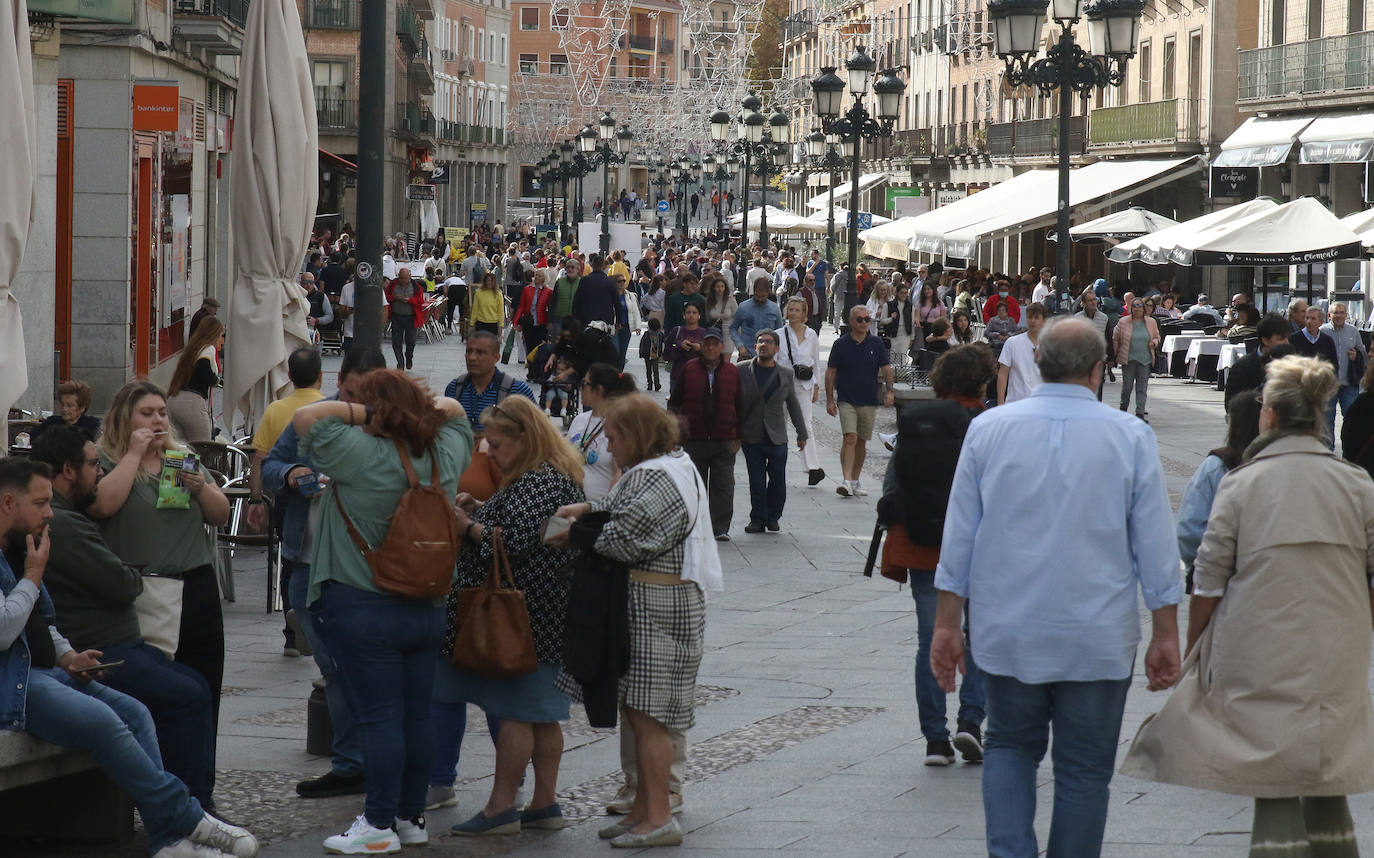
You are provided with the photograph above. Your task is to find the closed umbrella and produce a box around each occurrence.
[225,0,318,429]
[0,2,33,420]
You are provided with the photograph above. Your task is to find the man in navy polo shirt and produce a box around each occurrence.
[825,304,894,497]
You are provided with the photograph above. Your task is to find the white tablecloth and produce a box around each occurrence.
[1184,338,1226,363]
[1218,343,1249,372]
[1162,332,1208,356]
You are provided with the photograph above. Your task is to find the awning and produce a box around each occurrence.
[1108,198,1280,264]
[1213,115,1314,168]
[1299,112,1374,163]
[905,170,1057,256]
[934,157,1201,258]
[859,214,927,260]
[804,173,888,210]
[319,147,357,171]
[1168,197,1362,266]
[1050,206,1180,244]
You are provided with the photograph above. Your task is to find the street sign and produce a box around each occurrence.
[405,184,437,201]
[536,224,559,239]
[657,199,670,214]
[845,212,873,229]
[936,189,966,208]
[470,203,488,224]
[428,164,450,185]
[1210,166,1258,199]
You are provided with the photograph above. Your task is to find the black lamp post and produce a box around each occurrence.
[987,0,1143,288]
[811,48,905,322]
[702,153,738,243]
[651,161,670,237]
[577,110,634,257]
[558,140,574,242]
[712,98,790,254]
[806,129,851,321]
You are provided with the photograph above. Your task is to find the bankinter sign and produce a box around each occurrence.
[133,82,180,132]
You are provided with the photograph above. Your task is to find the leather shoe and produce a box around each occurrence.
[744,522,765,534]
[296,770,365,799]
[807,468,826,486]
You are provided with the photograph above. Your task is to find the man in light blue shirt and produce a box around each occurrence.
[930,316,1182,858]
[730,279,784,360]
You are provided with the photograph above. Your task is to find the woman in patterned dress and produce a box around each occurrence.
[440,395,586,836]
[549,394,723,848]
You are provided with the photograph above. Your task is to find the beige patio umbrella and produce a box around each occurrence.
[0,2,34,421]
[225,0,318,430]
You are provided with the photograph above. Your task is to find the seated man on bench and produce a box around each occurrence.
[30,425,217,812]
[0,457,258,858]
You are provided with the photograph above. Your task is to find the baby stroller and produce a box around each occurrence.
[527,333,581,427]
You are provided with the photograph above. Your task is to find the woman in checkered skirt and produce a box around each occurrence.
[550,394,724,849]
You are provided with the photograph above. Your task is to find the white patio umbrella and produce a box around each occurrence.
[1107,198,1279,265]
[801,208,892,232]
[0,2,34,420]
[1167,197,1363,266]
[728,205,796,227]
[1049,206,1178,244]
[225,0,318,430]
[1339,208,1374,250]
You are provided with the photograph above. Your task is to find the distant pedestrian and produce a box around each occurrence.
[932,317,1181,858]
[736,331,808,534]
[995,302,1046,405]
[666,329,740,540]
[825,305,894,498]
[1112,298,1159,421]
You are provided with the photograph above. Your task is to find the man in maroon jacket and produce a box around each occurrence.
[667,328,741,541]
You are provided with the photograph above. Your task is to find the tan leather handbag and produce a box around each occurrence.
[450,527,538,677]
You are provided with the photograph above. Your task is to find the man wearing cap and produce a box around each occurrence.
[668,328,742,541]
[1182,293,1224,327]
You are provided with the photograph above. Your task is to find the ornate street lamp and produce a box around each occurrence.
[811,46,906,323]
[582,112,634,255]
[988,0,1142,286]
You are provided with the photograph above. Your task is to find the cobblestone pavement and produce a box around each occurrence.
[24,326,1373,857]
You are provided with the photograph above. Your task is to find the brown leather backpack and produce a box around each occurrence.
[334,438,462,598]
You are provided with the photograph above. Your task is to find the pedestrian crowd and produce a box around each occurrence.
[16,214,1374,858]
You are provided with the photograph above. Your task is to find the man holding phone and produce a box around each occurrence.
[0,457,259,858]
[32,425,218,811]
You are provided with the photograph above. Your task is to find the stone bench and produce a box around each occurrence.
[0,730,132,842]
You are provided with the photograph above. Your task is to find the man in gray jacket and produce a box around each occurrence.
[738,330,808,534]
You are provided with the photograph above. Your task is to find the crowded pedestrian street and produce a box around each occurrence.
[14,323,1333,858]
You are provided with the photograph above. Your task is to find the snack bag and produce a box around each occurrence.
[156,450,193,510]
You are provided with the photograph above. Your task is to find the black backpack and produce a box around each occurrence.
[876,399,974,546]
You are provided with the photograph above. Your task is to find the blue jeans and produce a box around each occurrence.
[25,668,203,854]
[981,671,1132,858]
[909,571,983,741]
[314,582,444,828]
[99,640,215,807]
[616,327,632,365]
[742,441,788,526]
[291,559,364,777]
[1339,383,1360,415]
[429,698,502,787]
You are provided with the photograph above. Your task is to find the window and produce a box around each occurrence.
[489,33,495,60]
[1162,36,1175,101]
[519,53,538,73]
[1308,0,1322,38]
[1272,0,1285,45]
[312,60,347,104]
[478,28,484,60]
[552,7,568,28]
[1137,40,1151,103]
[500,35,507,65]
[609,56,617,77]
[1188,30,1202,98]
[1352,0,1365,33]
[520,6,538,29]
[550,54,569,75]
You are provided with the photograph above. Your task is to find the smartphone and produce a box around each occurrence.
[75,660,125,674]
[542,516,572,543]
[296,471,321,497]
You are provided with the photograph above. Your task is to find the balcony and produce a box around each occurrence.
[892,128,933,158]
[316,98,357,131]
[304,0,359,29]
[173,0,246,55]
[1088,98,1202,151]
[780,10,816,45]
[395,102,435,141]
[409,35,435,94]
[396,4,420,54]
[463,125,506,145]
[987,116,1086,160]
[1238,31,1374,108]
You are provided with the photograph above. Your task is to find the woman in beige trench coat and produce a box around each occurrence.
[1122,355,1374,858]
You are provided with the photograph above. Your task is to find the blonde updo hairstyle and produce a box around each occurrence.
[1260,355,1338,439]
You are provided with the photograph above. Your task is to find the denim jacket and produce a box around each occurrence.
[0,551,68,731]
[261,396,335,563]
[1176,453,1227,574]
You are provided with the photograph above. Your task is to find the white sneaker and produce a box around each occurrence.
[153,841,236,858]
[851,481,868,496]
[396,816,429,847]
[189,813,259,858]
[836,480,853,497]
[879,431,898,451]
[324,815,402,855]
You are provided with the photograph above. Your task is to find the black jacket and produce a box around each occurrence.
[1343,391,1374,477]
[1289,329,1340,369]
[564,512,629,728]
[571,270,618,327]
[1225,344,1295,406]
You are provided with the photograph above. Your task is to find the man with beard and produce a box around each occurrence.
[0,456,259,858]
[31,425,218,812]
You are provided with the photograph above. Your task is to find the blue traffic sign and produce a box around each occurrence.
[657,199,670,213]
[845,212,873,230]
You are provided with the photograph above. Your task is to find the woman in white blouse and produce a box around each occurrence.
[775,297,825,486]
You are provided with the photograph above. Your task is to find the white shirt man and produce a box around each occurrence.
[997,306,1048,404]
[338,278,356,344]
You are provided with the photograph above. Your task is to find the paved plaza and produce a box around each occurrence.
[22,327,1369,858]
